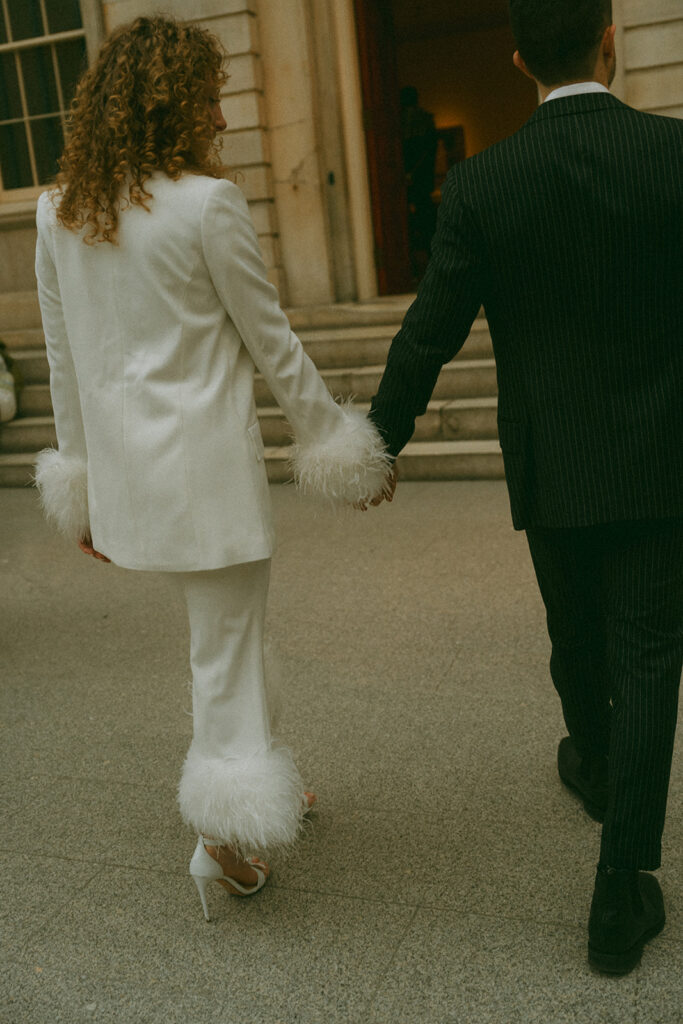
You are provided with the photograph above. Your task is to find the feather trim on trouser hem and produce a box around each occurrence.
[34,448,89,539]
[290,400,392,505]
[177,743,305,857]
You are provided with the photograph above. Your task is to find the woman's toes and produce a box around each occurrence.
[249,857,270,879]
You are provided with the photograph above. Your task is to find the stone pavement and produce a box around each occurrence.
[1,481,681,1024]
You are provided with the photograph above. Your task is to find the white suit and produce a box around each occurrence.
[35,173,387,570]
[35,174,388,851]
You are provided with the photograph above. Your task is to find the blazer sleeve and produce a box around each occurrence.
[33,192,90,539]
[369,172,486,457]
[201,179,390,503]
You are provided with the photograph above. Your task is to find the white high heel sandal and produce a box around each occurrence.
[190,793,315,921]
[190,836,268,922]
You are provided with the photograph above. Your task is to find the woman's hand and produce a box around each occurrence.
[78,534,111,562]
[354,464,398,511]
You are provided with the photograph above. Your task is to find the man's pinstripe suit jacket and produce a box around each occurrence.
[369,92,682,530]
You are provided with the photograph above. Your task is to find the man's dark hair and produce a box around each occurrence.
[509,0,612,85]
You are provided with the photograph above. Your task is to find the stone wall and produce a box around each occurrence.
[2,0,680,299]
[0,0,354,303]
[622,0,683,118]
[257,0,337,306]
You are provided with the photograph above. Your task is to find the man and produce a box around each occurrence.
[400,85,438,277]
[369,0,682,975]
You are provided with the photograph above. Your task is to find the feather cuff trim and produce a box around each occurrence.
[178,743,305,856]
[290,401,392,504]
[34,448,89,539]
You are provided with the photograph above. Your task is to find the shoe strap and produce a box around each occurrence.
[224,865,266,895]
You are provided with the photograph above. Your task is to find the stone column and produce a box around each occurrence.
[257,0,336,306]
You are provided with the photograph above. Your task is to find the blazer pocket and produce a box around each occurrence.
[248,421,265,462]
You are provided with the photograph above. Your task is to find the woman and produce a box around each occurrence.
[34,16,391,921]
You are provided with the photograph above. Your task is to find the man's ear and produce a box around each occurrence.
[513,50,534,80]
[597,23,617,84]
[602,23,617,59]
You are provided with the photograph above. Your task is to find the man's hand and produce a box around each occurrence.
[78,534,111,562]
[354,464,398,511]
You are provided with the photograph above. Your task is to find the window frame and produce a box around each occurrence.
[0,0,104,207]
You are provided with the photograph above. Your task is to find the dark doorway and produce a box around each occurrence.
[353,0,413,296]
[354,0,537,294]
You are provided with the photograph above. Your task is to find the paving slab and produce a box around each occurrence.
[4,878,414,1024]
[367,908,641,1024]
[0,852,100,960]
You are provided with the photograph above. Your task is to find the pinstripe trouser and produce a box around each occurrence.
[526,518,683,870]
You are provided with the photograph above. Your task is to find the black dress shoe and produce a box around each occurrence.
[588,865,665,974]
[557,735,607,822]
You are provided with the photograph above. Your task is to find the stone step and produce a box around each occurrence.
[423,397,499,441]
[1,397,500,456]
[1,293,488,338]
[5,349,46,384]
[0,416,56,453]
[395,440,504,481]
[259,439,504,484]
[0,452,36,487]
[1,318,493,377]
[0,438,504,489]
[9,350,498,404]
[18,384,52,417]
[0,292,418,339]
[297,318,492,368]
[0,290,41,331]
[258,397,498,447]
[254,359,498,405]
[0,327,44,353]
[1,435,503,489]
[285,294,417,330]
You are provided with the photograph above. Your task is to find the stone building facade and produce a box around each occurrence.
[0,0,681,308]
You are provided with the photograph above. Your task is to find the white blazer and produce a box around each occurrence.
[35,174,388,571]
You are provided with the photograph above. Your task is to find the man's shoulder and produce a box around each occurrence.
[624,106,683,141]
[587,96,681,136]
[527,93,682,143]
[449,98,681,188]
[444,130,526,194]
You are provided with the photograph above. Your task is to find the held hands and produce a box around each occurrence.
[354,464,398,511]
[78,534,111,562]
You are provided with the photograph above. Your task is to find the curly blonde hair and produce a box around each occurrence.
[56,16,228,244]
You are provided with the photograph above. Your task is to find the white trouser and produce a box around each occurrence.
[175,559,304,855]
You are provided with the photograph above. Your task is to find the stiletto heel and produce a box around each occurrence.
[189,836,268,922]
[192,871,212,922]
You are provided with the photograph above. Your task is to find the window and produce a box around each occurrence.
[0,0,99,198]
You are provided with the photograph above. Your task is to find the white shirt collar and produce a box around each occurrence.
[544,82,611,103]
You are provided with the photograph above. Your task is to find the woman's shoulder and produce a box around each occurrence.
[155,173,246,216]
[169,172,243,197]
[201,175,247,208]
[36,188,62,230]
